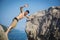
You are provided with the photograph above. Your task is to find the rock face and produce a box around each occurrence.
[0,25,8,40]
[25,6,60,40]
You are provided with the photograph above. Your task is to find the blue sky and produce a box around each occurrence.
[0,0,60,31]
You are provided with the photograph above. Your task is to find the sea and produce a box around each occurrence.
[8,29,27,40]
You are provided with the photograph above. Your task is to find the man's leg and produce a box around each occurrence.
[5,17,18,35]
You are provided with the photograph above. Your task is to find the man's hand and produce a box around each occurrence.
[24,4,29,8]
[25,16,34,19]
[20,4,29,13]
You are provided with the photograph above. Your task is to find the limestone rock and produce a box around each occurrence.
[25,6,60,40]
[0,25,8,40]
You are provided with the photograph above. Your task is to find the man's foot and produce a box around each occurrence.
[5,32,8,36]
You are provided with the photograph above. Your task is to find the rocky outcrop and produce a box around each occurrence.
[25,6,60,40]
[0,24,8,40]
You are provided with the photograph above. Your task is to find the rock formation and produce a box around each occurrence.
[25,6,60,40]
[0,24,8,40]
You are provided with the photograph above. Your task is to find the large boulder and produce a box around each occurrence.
[0,25,8,40]
[25,6,60,40]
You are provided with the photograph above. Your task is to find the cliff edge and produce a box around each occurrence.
[25,6,60,40]
[0,24,8,40]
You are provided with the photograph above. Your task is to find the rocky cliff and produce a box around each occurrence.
[0,24,8,40]
[25,6,60,40]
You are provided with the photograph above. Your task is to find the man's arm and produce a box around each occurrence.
[25,15,30,19]
[20,6,24,13]
[25,15,34,19]
[20,4,28,13]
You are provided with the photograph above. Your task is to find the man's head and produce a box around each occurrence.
[24,10,29,16]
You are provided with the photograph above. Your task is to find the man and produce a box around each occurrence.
[5,4,30,35]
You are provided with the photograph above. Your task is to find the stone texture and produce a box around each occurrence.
[25,6,60,40]
[0,25,8,40]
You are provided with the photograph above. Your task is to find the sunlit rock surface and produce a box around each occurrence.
[0,25,8,40]
[25,6,60,40]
